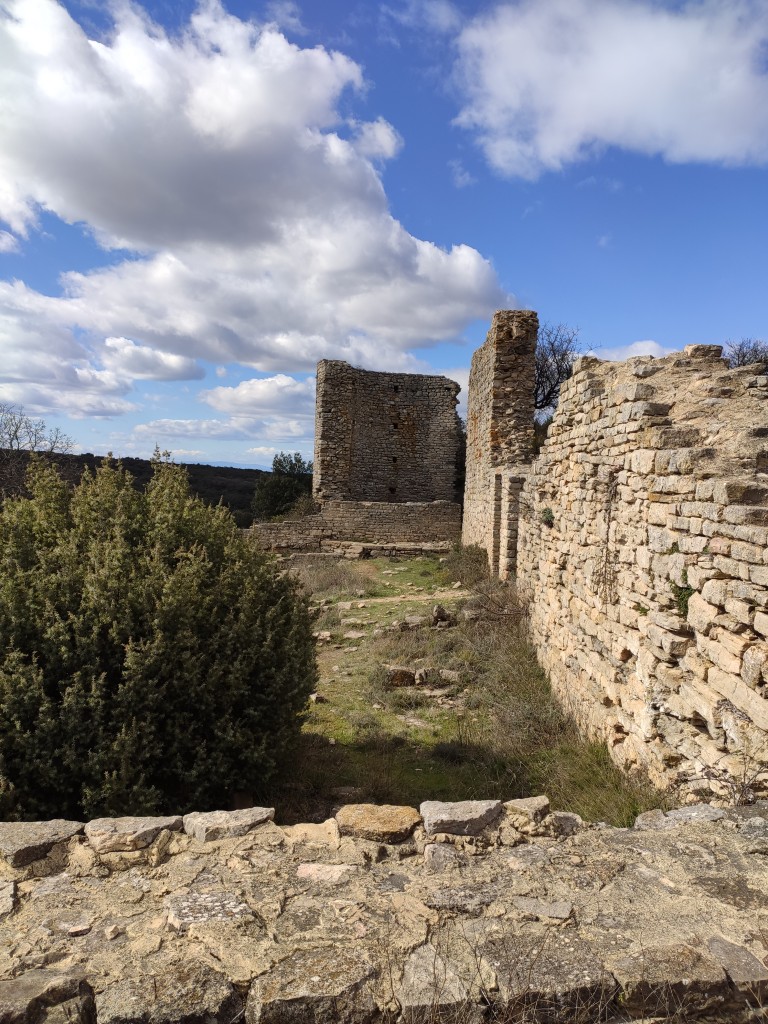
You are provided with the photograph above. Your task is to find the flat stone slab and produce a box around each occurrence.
[504,795,550,824]
[0,819,84,868]
[97,962,241,1023]
[0,968,90,1018]
[165,891,254,932]
[420,799,503,836]
[335,803,421,843]
[296,862,352,884]
[607,943,729,1017]
[183,806,274,843]
[85,815,182,854]
[247,946,376,1022]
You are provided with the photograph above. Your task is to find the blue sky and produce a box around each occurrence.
[1,0,767,467]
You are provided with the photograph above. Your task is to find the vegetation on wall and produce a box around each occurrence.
[0,455,316,821]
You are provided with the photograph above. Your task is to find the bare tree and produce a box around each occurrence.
[0,402,74,497]
[725,337,768,370]
[534,322,580,411]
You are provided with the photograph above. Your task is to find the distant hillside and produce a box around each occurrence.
[0,450,267,527]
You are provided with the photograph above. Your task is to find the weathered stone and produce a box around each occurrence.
[165,891,254,932]
[296,862,352,884]
[423,844,463,871]
[383,664,416,687]
[183,806,274,843]
[512,896,574,921]
[84,815,182,854]
[608,944,729,1016]
[0,819,84,868]
[396,943,469,1016]
[335,803,421,843]
[420,799,503,836]
[0,880,16,917]
[97,962,242,1023]
[504,795,550,827]
[246,946,376,1023]
[0,969,92,1021]
[707,936,768,996]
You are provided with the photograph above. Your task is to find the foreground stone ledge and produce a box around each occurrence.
[1,799,768,1022]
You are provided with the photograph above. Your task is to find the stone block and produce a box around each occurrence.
[335,804,421,843]
[183,807,274,843]
[420,799,502,836]
[0,819,84,868]
[85,815,182,854]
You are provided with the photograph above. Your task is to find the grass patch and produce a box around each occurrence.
[270,556,667,827]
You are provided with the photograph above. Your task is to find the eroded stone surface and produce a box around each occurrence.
[0,819,84,868]
[183,806,274,843]
[84,815,182,854]
[335,803,421,843]
[2,800,768,1023]
[420,799,502,836]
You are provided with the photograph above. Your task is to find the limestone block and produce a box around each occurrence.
[183,807,274,843]
[85,815,182,854]
[335,804,421,843]
[0,819,84,868]
[420,800,502,836]
[688,593,720,634]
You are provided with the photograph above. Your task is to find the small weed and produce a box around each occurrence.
[670,572,694,617]
[539,507,555,528]
[633,603,649,616]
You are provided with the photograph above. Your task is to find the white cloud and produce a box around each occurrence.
[589,339,672,361]
[102,337,205,381]
[265,1,307,35]
[0,231,18,253]
[448,159,475,188]
[201,374,315,414]
[0,0,504,418]
[386,1,463,34]
[454,0,768,178]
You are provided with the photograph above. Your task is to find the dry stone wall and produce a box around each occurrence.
[462,310,537,576]
[313,361,462,504]
[254,500,461,553]
[3,799,768,1022]
[516,346,768,796]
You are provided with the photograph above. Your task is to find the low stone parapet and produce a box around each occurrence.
[2,798,768,1021]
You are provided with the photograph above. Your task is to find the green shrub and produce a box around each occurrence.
[252,451,313,521]
[0,455,316,820]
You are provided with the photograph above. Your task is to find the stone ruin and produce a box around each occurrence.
[253,311,768,800]
[254,360,463,556]
[465,311,768,800]
[2,797,768,1022]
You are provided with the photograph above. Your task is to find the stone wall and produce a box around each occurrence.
[3,798,768,1022]
[516,346,768,795]
[313,360,462,504]
[462,310,537,576]
[254,500,462,552]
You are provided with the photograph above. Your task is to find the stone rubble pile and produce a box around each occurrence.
[2,799,768,1022]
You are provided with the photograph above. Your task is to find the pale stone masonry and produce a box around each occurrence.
[515,345,768,795]
[462,309,537,576]
[313,360,462,504]
[462,315,768,795]
[253,360,463,551]
[2,801,768,1021]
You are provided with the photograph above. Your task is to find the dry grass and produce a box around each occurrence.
[269,555,667,827]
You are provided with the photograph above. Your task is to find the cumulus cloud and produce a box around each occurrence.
[0,0,504,416]
[0,231,18,253]
[102,337,205,381]
[454,0,768,178]
[201,374,315,414]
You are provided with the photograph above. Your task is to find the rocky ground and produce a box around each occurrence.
[2,797,768,1022]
